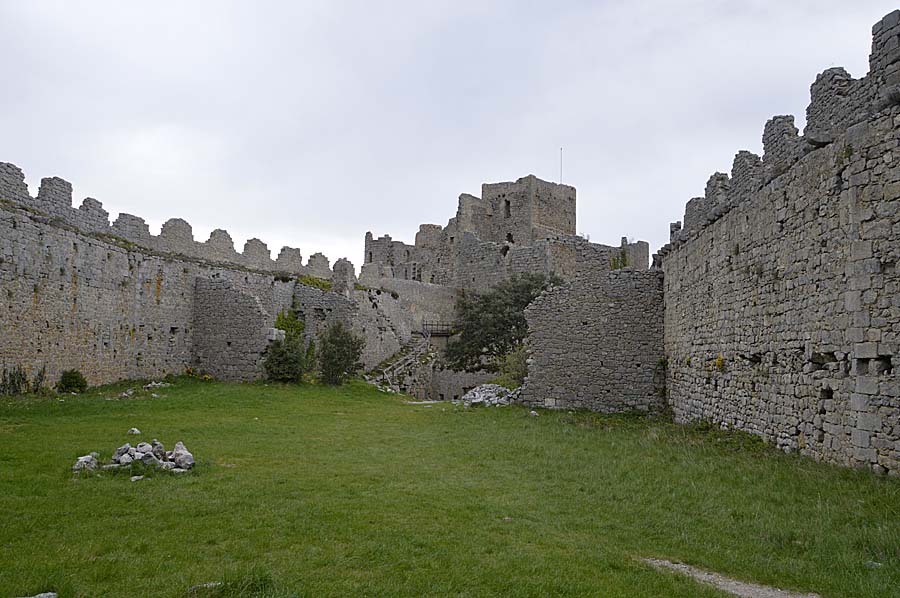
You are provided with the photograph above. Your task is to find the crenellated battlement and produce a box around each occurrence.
[657,9,900,262]
[0,162,331,277]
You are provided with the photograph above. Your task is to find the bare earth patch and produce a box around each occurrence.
[641,558,821,598]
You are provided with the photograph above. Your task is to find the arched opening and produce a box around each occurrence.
[501,246,510,257]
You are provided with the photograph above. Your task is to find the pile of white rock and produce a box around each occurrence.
[454,384,521,407]
[72,438,195,474]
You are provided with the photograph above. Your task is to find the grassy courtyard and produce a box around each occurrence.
[0,379,898,597]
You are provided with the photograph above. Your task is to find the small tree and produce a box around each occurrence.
[319,322,364,385]
[446,273,560,372]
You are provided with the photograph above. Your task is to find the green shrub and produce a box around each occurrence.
[490,344,528,389]
[274,309,305,341]
[263,338,305,383]
[297,275,332,291]
[57,369,88,393]
[319,322,364,385]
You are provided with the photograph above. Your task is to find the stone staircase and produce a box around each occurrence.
[365,336,434,395]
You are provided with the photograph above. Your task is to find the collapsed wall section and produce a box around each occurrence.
[520,269,665,412]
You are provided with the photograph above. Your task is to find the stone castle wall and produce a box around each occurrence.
[0,199,294,385]
[657,10,900,472]
[0,162,468,387]
[520,268,665,412]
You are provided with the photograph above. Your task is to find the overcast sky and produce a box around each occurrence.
[1,1,896,268]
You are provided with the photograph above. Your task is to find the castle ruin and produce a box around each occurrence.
[2,10,900,474]
[361,175,647,290]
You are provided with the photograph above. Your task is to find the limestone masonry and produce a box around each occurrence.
[2,10,900,474]
[655,10,900,473]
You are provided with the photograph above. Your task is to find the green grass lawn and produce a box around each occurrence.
[1,379,898,597]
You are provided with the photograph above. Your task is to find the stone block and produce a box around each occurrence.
[850,393,869,411]
[858,413,882,432]
[850,240,873,261]
[855,342,879,359]
[856,377,880,395]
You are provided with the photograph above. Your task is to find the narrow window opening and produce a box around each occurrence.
[504,199,511,218]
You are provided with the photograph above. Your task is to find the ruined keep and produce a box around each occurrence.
[362,175,648,291]
[1,10,899,475]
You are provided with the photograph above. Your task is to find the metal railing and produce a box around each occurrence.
[421,320,453,336]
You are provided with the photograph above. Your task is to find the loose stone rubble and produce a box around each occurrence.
[455,384,520,407]
[143,381,172,390]
[71,453,98,472]
[72,439,195,474]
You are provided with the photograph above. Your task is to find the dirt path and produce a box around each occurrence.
[641,558,821,598]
